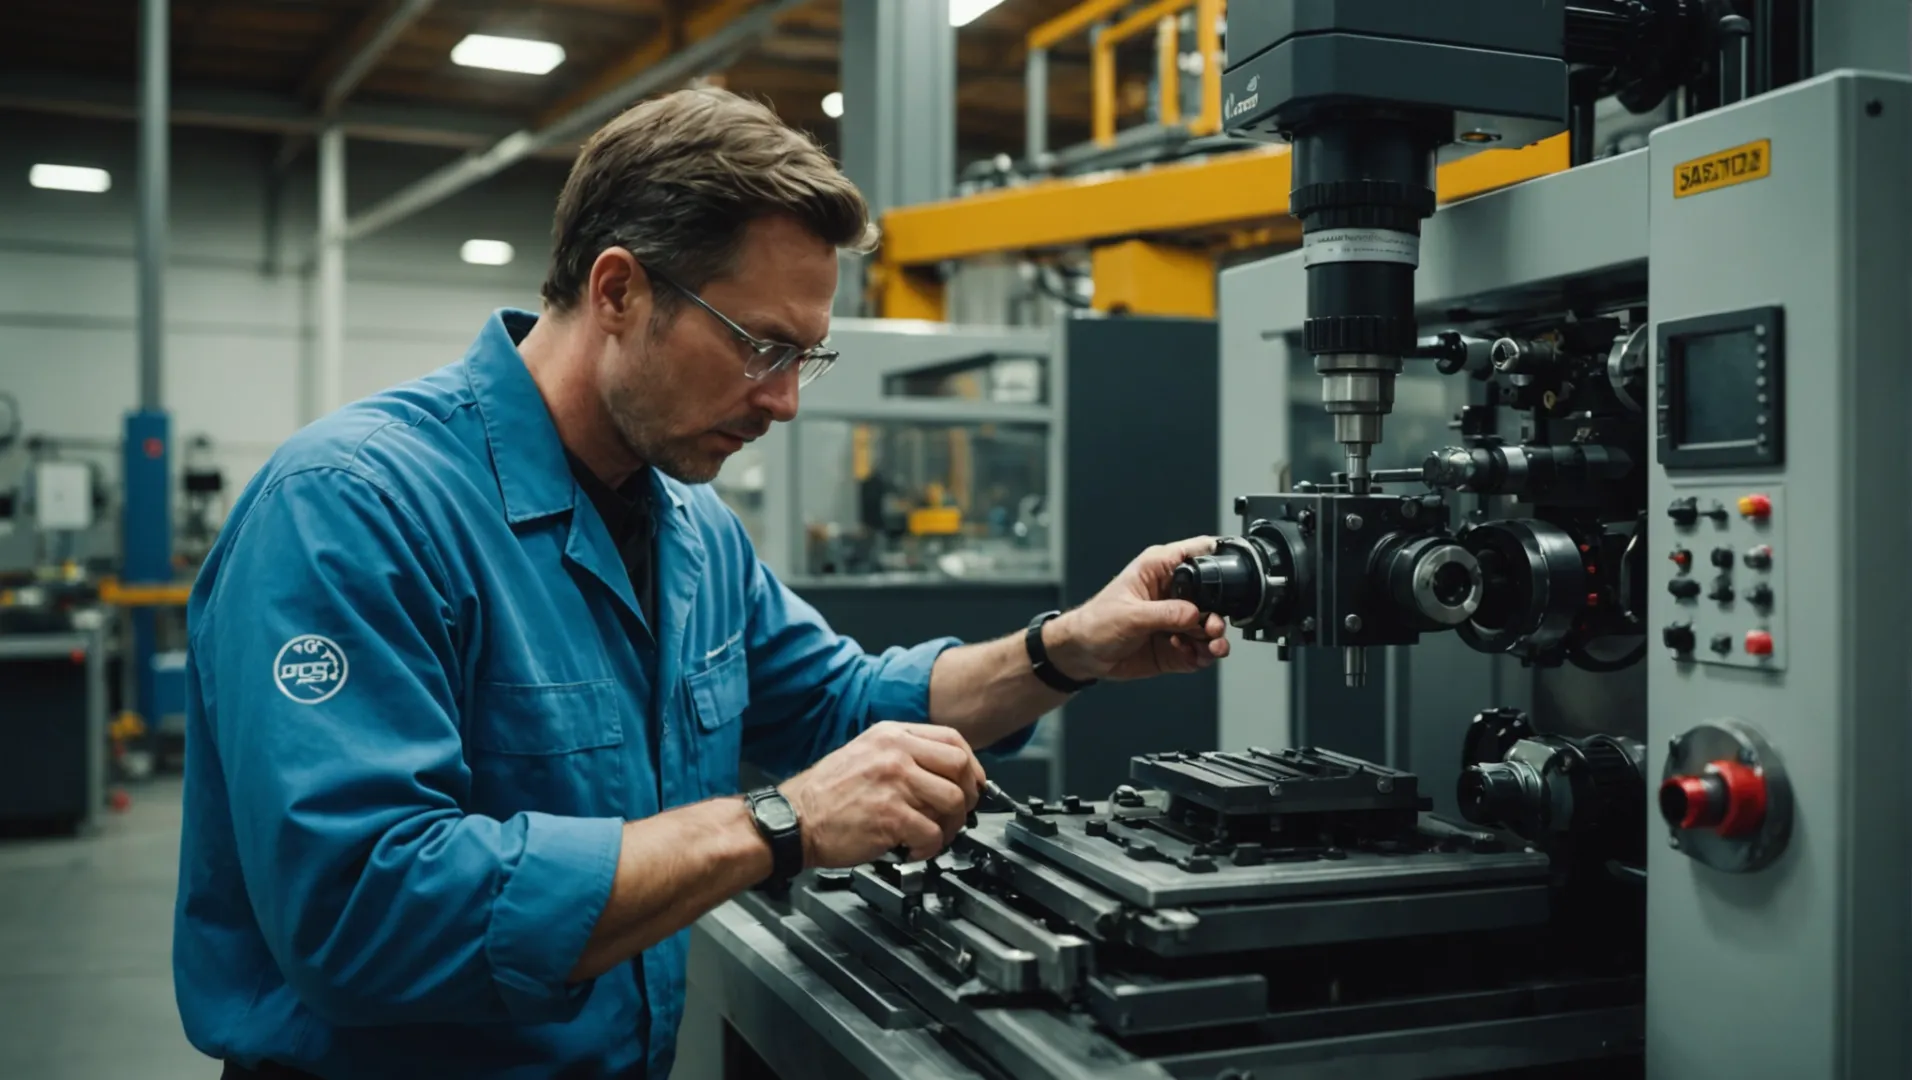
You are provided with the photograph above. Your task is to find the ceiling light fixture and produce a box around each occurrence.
[29,164,111,193]
[460,239,516,266]
[822,91,844,119]
[450,34,566,75]
[949,0,1007,27]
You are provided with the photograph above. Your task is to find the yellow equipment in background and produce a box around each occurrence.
[874,0,1570,322]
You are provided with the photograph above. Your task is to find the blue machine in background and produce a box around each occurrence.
[122,409,173,752]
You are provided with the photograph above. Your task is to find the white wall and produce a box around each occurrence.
[0,110,573,567]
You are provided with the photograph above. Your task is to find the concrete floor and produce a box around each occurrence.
[0,778,214,1080]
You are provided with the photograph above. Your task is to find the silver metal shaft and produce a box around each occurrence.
[1344,646,1368,687]
[1317,352,1401,495]
[1346,447,1372,494]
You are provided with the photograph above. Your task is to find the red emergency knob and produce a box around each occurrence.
[1745,630,1774,656]
[1738,493,1773,519]
[1660,759,1768,838]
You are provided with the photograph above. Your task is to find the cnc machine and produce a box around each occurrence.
[686,4,1912,1077]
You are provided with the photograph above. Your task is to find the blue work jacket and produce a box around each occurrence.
[174,310,1020,1077]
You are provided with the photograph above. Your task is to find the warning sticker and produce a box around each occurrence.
[1674,138,1771,199]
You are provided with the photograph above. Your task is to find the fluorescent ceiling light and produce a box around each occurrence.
[822,91,844,119]
[460,239,515,266]
[451,34,566,75]
[30,164,111,193]
[949,0,1006,27]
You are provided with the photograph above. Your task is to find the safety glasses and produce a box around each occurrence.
[644,264,838,387]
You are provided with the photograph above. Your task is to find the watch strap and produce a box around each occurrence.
[1026,610,1097,693]
[745,786,804,889]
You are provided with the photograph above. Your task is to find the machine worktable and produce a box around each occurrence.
[684,897,999,1080]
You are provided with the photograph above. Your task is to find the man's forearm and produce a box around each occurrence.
[927,616,1084,750]
[568,797,769,982]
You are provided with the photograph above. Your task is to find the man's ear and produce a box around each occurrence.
[587,248,650,334]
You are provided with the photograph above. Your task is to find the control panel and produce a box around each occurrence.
[1656,306,1784,470]
[1658,484,1784,670]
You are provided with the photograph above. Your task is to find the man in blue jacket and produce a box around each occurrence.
[175,87,1229,1079]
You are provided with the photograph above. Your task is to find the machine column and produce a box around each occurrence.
[126,0,173,754]
[836,0,954,316]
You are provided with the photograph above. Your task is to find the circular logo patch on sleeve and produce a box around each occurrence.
[273,635,349,704]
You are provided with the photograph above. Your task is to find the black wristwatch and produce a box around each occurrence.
[1026,610,1097,694]
[745,787,804,892]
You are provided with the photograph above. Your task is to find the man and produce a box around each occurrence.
[174,88,1228,1079]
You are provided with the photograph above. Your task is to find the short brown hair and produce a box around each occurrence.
[541,87,876,314]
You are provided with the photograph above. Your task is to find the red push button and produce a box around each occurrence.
[1745,630,1774,656]
[1738,493,1773,519]
[1669,548,1692,570]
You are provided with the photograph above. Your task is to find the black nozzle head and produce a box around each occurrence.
[1458,763,1524,827]
[1169,561,1202,602]
[1173,545,1263,621]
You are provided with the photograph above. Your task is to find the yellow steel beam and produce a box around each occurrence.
[1029,0,1133,50]
[1092,40,1116,144]
[1105,0,1191,46]
[880,134,1571,267]
[874,262,948,321]
[98,578,192,607]
[1092,239,1216,317]
[885,147,1293,264]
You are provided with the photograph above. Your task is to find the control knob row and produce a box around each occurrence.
[1671,545,1775,571]
[1663,622,1774,656]
[1667,494,1774,525]
[1665,578,1772,607]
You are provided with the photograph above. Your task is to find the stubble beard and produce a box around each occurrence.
[601,332,725,485]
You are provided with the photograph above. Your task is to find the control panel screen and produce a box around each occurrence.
[1677,329,1763,449]
[1657,306,1783,470]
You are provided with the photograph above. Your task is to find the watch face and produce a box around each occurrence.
[756,795,798,832]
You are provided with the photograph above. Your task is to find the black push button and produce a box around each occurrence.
[1662,623,1696,653]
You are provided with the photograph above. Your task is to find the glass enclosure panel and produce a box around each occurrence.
[882,353,1048,405]
[798,418,1052,580]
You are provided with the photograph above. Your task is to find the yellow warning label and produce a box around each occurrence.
[1674,138,1771,198]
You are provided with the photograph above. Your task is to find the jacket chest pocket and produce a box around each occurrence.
[686,651,748,797]
[466,680,627,818]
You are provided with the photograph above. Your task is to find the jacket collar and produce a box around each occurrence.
[465,308,691,523]
[465,309,585,525]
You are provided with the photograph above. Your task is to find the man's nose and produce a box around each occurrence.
[751,364,801,422]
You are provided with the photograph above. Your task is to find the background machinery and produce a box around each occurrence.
[686,2,1912,1077]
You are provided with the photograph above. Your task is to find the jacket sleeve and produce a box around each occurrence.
[736,555,1034,778]
[192,466,622,1027]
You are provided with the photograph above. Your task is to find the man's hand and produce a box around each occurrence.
[1045,536,1232,682]
[779,722,985,865]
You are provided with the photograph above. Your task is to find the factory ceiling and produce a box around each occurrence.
[2,0,1107,162]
